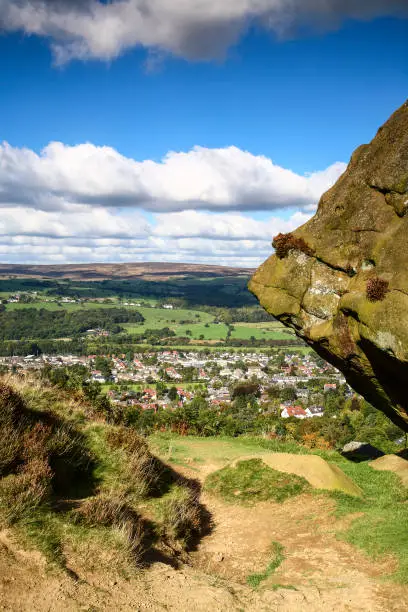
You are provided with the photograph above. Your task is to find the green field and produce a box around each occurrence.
[122,306,216,334]
[5,301,124,311]
[4,300,302,346]
[231,322,295,341]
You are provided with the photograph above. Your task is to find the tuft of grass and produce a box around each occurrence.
[246,541,285,588]
[0,377,208,573]
[205,459,309,505]
[106,426,171,499]
[157,485,202,548]
[74,494,145,563]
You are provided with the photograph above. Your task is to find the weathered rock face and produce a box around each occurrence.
[249,101,408,431]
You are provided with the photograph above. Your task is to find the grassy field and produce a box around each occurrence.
[231,323,295,341]
[122,307,215,335]
[5,301,125,312]
[4,300,305,347]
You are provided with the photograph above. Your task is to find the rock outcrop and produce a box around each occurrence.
[249,101,408,430]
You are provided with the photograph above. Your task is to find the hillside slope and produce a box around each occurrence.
[0,262,253,282]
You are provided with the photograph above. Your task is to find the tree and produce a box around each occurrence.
[94,356,113,379]
[168,386,178,402]
[281,386,297,402]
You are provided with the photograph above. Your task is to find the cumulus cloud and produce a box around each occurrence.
[0,206,150,239]
[0,140,346,213]
[153,210,311,240]
[0,204,310,266]
[0,0,407,63]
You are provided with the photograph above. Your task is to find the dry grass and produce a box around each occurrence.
[74,494,145,563]
[106,427,167,498]
[0,376,208,572]
[0,458,52,524]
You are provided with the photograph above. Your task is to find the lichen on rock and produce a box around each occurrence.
[249,101,408,431]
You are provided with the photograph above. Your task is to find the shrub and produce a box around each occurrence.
[0,423,21,476]
[272,233,314,259]
[366,277,389,302]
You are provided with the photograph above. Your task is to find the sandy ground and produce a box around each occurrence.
[1,456,407,611]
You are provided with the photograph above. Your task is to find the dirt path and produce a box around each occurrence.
[1,459,408,611]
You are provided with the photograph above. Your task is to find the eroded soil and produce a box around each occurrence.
[1,458,407,611]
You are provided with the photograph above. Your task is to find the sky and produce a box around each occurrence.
[0,1,407,268]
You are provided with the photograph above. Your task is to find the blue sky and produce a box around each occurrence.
[0,1,407,266]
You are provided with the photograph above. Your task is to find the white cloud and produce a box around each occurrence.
[153,210,311,239]
[0,205,310,266]
[0,1,406,63]
[0,140,346,213]
[0,206,150,239]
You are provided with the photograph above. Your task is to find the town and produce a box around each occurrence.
[0,347,349,419]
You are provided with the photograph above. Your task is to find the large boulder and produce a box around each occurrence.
[249,101,408,431]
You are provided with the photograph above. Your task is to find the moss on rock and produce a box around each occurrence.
[249,101,408,431]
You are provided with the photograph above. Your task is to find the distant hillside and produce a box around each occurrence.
[0,262,254,282]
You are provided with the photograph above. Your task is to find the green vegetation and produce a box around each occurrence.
[331,461,408,583]
[205,458,310,505]
[0,377,206,572]
[152,432,408,583]
[246,541,285,588]
[0,307,145,340]
[0,274,257,307]
[231,323,294,341]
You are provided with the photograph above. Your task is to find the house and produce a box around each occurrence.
[281,405,307,419]
[162,304,174,310]
[166,367,182,380]
[142,388,157,401]
[305,405,324,418]
[324,383,337,392]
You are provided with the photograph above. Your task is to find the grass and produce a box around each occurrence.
[122,307,215,335]
[0,377,208,571]
[231,323,294,341]
[204,458,309,505]
[149,433,340,468]
[329,461,408,583]
[246,541,285,588]
[4,300,295,343]
[151,432,408,583]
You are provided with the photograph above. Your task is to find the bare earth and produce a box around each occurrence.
[1,459,407,611]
